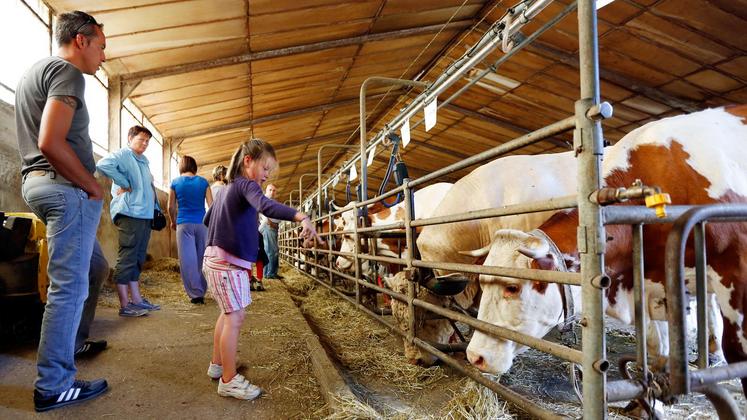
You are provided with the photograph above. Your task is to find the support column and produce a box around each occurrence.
[108,76,122,152]
[162,137,172,187]
[576,0,607,418]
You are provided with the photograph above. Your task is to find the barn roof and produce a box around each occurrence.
[46,0,747,204]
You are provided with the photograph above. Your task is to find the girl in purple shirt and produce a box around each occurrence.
[202,138,320,400]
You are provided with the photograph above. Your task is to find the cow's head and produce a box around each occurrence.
[383,272,453,366]
[460,229,578,375]
[329,203,357,271]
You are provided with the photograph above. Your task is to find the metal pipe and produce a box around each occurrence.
[415,299,583,365]
[412,260,582,286]
[403,179,417,352]
[317,1,559,198]
[632,224,649,383]
[576,0,606,416]
[357,184,406,207]
[360,78,428,208]
[696,385,742,420]
[291,264,562,419]
[413,338,566,420]
[418,1,578,135]
[317,144,358,214]
[299,172,327,214]
[694,221,709,369]
[411,195,577,227]
[665,204,747,394]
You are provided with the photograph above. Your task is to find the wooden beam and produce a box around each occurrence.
[120,20,472,82]
[442,103,572,150]
[179,93,393,139]
[524,38,702,113]
[195,129,357,168]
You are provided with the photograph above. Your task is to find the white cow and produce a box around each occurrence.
[333,182,453,271]
[405,151,578,365]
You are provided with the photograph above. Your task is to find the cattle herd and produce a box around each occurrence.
[288,105,747,404]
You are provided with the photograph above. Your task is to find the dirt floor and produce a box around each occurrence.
[0,258,327,419]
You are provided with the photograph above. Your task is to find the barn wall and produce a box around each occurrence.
[0,100,174,266]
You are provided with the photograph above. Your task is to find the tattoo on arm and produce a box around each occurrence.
[50,96,78,110]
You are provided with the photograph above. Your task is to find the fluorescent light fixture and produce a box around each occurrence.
[597,0,615,10]
[466,68,520,95]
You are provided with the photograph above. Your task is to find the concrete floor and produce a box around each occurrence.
[0,277,327,419]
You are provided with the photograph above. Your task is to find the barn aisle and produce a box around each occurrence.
[0,259,326,419]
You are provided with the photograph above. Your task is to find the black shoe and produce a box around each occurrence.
[190,297,205,304]
[255,282,266,292]
[250,279,257,291]
[275,274,284,280]
[34,378,109,412]
[74,340,107,358]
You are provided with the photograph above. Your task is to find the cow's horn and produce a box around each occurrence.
[518,235,549,259]
[458,244,491,258]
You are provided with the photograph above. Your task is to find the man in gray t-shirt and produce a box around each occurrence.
[15,10,110,412]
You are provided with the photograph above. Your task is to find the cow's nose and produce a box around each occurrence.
[467,349,487,371]
[407,358,425,366]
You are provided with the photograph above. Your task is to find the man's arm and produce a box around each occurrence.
[38,96,103,199]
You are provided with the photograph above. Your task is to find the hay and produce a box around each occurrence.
[99,257,198,310]
[281,268,447,393]
[439,378,514,420]
[323,395,388,420]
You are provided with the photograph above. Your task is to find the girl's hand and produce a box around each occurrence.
[300,217,324,246]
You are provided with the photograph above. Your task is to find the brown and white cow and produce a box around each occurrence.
[465,106,746,389]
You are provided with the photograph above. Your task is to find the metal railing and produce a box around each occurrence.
[279,0,747,418]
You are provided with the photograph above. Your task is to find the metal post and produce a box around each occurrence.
[299,173,323,215]
[353,202,361,307]
[694,222,709,369]
[632,224,649,382]
[317,144,358,214]
[402,179,417,350]
[576,0,607,417]
[360,77,427,206]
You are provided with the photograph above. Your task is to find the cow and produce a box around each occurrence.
[464,106,745,393]
[333,182,453,272]
[392,151,579,365]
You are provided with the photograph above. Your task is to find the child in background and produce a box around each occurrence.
[202,138,320,400]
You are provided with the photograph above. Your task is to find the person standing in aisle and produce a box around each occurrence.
[97,125,161,317]
[15,10,109,411]
[168,155,212,304]
[259,184,282,279]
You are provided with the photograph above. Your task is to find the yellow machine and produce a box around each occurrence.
[0,212,48,342]
[2,212,49,302]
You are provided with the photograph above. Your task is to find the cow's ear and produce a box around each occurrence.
[533,254,558,271]
[562,253,580,272]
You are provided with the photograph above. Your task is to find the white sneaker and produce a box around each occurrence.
[217,374,262,400]
[207,362,222,380]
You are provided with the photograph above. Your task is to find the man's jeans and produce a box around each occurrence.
[22,175,103,396]
[261,225,279,278]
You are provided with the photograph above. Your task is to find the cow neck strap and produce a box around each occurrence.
[530,229,577,333]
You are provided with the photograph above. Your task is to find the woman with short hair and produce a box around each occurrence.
[168,156,212,304]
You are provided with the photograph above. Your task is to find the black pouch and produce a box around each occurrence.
[151,209,167,231]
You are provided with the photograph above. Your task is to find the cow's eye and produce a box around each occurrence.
[503,284,521,297]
